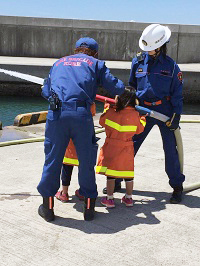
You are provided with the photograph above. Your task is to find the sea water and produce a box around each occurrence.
[0,68,104,127]
[0,96,104,127]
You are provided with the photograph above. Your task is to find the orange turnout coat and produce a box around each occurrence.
[96,104,146,179]
[63,103,96,166]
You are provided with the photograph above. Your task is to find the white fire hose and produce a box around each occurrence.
[0,68,199,193]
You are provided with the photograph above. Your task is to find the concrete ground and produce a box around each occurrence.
[0,114,200,266]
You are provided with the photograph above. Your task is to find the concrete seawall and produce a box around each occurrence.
[0,16,200,102]
[0,15,200,63]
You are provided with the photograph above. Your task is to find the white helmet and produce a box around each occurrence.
[139,24,171,51]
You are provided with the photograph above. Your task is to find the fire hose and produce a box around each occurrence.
[0,68,199,192]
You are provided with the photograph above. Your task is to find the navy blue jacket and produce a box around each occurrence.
[42,53,125,104]
[129,52,183,114]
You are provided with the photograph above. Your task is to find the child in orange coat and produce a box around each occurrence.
[56,103,96,202]
[96,86,146,208]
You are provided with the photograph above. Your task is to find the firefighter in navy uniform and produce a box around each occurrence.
[129,24,185,203]
[37,37,125,221]
[106,24,185,203]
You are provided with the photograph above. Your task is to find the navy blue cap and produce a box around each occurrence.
[75,37,98,51]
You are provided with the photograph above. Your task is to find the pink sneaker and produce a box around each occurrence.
[101,197,115,208]
[75,189,84,201]
[121,196,133,207]
[55,191,69,203]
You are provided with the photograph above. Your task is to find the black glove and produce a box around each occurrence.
[166,113,180,130]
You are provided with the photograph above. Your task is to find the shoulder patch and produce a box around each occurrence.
[138,68,143,72]
[177,72,183,82]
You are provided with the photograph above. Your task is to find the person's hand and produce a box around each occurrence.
[90,102,96,116]
[115,95,119,104]
[41,78,48,90]
[103,100,110,113]
[166,113,180,130]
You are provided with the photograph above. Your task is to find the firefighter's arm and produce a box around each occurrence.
[167,64,183,130]
[90,102,96,116]
[41,66,54,100]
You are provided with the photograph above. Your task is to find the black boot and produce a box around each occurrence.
[170,186,183,204]
[83,198,96,221]
[103,182,122,194]
[38,197,55,222]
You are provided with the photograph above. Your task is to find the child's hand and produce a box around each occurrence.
[103,101,110,113]
[140,114,148,117]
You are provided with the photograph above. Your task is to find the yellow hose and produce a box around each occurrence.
[0,137,45,147]
[174,128,184,173]
[183,182,200,193]
[0,128,105,147]
[180,120,200,123]
[0,119,199,148]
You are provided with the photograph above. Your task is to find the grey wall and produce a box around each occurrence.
[0,15,200,63]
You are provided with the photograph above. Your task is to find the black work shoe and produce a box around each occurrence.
[103,183,122,194]
[38,204,55,222]
[84,198,96,221]
[38,196,55,222]
[170,186,183,204]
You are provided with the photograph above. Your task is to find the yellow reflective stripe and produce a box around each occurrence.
[103,107,109,113]
[96,166,134,177]
[140,119,146,127]
[105,119,137,132]
[63,157,79,166]
[96,166,107,173]
[106,169,134,177]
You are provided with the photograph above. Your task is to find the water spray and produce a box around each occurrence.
[0,68,44,85]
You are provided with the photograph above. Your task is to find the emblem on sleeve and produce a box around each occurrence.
[138,68,143,72]
[177,72,183,82]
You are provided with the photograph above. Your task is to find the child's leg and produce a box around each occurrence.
[56,164,73,202]
[107,177,116,197]
[61,164,74,194]
[122,179,134,207]
[101,177,116,208]
[125,179,134,196]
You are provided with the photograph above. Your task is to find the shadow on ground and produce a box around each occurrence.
[0,190,199,234]
[51,189,200,234]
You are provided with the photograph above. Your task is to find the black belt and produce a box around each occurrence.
[76,101,87,107]
[60,101,87,107]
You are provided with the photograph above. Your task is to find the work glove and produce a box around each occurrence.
[166,113,180,130]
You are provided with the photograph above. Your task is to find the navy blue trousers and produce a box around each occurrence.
[37,106,98,198]
[116,102,185,188]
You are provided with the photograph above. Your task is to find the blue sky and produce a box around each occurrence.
[0,0,200,25]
